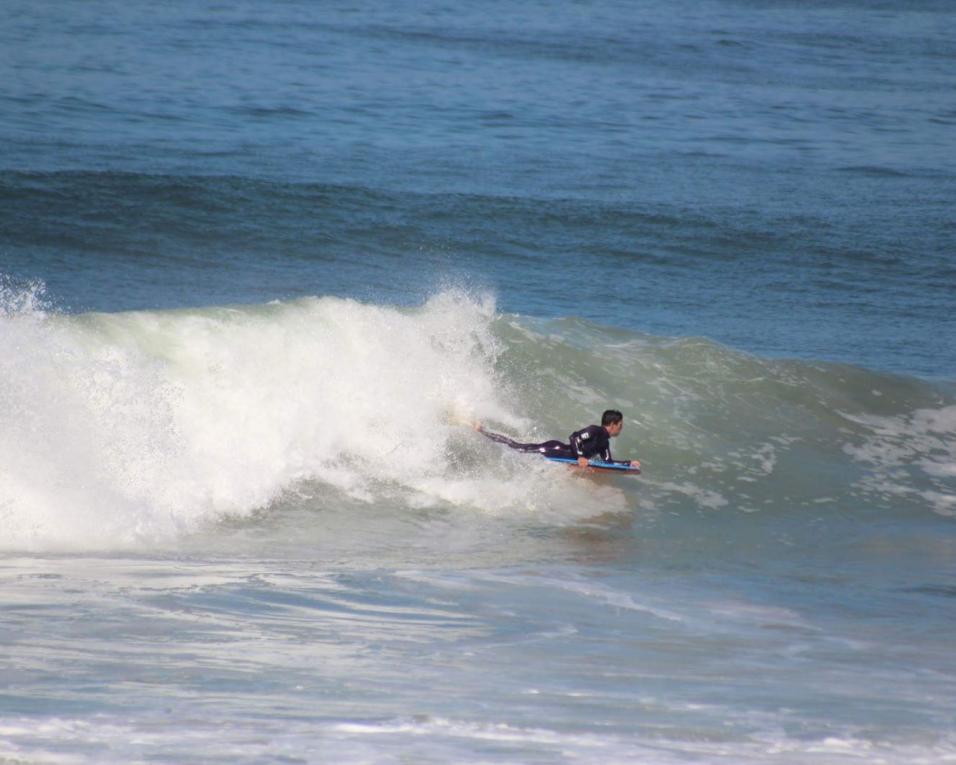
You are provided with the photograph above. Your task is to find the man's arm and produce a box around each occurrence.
[602,443,640,469]
[601,442,632,467]
[571,426,607,466]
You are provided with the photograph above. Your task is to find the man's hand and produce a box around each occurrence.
[577,456,589,468]
[630,460,641,470]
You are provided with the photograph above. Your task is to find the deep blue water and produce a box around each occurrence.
[2,1,955,763]
[3,0,955,375]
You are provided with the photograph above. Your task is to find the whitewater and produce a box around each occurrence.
[4,284,953,551]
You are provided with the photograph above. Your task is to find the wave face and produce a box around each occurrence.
[1,286,953,551]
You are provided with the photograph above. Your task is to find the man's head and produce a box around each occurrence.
[601,409,624,437]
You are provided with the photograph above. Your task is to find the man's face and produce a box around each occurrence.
[607,420,623,437]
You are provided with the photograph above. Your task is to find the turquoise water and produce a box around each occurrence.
[2,1,955,762]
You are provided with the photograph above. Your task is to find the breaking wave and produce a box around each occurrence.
[1,282,953,551]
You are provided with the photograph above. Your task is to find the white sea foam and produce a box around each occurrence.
[841,405,956,516]
[2,288,593,551]
[3,711,956,765]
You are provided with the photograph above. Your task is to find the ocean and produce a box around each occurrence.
[2,1,955,762]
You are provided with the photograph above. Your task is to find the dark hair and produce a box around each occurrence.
[601,409,623,426]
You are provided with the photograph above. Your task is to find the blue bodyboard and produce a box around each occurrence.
[544,456,641,475]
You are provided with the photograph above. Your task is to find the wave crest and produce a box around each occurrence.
[1,283,953,552]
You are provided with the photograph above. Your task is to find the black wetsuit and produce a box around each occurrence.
[480,425,629,465]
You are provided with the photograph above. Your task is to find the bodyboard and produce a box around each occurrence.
[544,456,641,475]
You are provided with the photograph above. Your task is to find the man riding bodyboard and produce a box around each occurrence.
[475,409,640,471]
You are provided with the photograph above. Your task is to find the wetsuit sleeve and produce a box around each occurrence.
[570,425,631,465]
[601,441,613,462]
[570,426,606,459]
[600,440,634,466]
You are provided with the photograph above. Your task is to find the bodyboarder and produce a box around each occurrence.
[474,409,640,470]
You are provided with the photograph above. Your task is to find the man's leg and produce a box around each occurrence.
[479,428,572,457]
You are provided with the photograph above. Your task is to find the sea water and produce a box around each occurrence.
[2,1,955,762]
